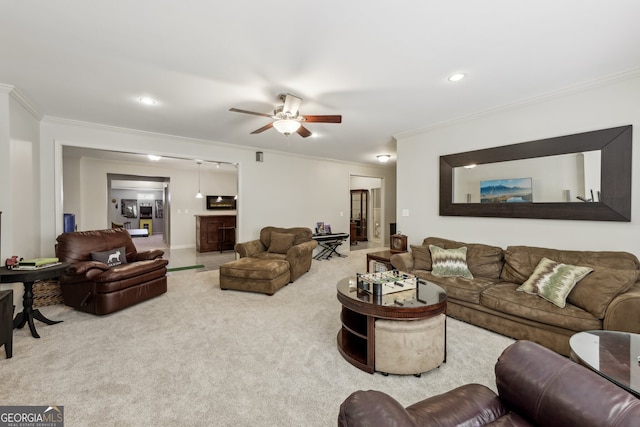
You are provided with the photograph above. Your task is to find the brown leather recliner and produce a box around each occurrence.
[55,228,168,315]
[338,340,640,427]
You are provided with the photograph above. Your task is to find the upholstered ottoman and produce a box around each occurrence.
[375,314,445,376]
[220,258,291,295]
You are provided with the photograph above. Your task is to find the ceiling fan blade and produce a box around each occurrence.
[282,94,302,117]
[302,115,342,123]
[229,107,272,118]
[250,122,274,134]
[296,125,312,138]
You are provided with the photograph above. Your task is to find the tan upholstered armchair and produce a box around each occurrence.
[234,227,318,282]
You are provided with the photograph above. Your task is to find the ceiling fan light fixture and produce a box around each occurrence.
[273,119,301,135]
[377,154,391,163]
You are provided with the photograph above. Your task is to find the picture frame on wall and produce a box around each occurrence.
[155,200,163,218]
[480,177,532,203]
[121,199,138,218]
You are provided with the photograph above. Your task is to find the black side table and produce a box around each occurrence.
[0,263,69,338]
[0,289,13,358]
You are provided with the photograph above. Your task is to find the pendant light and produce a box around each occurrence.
[195,160,203,199]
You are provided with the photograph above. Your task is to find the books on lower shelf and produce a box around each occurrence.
[14,258,61,270]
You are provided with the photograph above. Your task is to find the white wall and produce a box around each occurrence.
[396,72,640,254]
[38,118,395,254]
[0,91,41,306]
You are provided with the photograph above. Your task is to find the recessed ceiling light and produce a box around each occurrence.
[448,73,466,82]
[138,97,157,105]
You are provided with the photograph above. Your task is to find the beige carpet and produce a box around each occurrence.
[0,250,514,426]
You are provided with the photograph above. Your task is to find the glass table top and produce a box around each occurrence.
[570,330,640,397]
[336,275,446,308]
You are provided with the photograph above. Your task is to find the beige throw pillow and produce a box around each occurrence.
[429,245,474,280]
[517,257,592,308]
[268,232,296,254]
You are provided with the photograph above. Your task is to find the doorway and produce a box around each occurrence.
[108,173,170,246]
[349,175,384,250]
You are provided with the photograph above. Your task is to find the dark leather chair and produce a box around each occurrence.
[55,228,168,315]
[338,340,640,427]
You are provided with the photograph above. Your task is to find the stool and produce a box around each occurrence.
[220,258,290,295]
[0,289,14,358]
[375,314,445,376]
[218,226,235,252]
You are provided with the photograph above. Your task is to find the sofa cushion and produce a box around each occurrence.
[91,246,127,268]
[267,232,296,254]
[422,237,504,279]
[517,257,593,308]
[567,268,639,318]
[413,271,495,304]
[501,245,640,284]
[429,245,473,279]
[481,283,601,331]
[410,244,432,271]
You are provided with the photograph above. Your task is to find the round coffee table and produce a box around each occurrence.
[336,275,447,374]
[570,330,640,398]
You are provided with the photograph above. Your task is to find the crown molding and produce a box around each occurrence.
[0,83,43,120]
[43,116,385,169]
[395,67,640,140]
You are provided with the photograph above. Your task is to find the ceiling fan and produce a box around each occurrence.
[229,93,342,137]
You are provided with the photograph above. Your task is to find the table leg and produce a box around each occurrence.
[13,281,63,339]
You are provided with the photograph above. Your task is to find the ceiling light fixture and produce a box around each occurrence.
[148,154,161,161]
[273,119,301,136]
[377,154,391,163]
[138,97,157,105]
[448,73,466,82]
[195,160,203,199]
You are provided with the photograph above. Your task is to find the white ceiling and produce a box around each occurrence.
[2,1,640,165]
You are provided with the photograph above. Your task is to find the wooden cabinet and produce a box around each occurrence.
[195,215,236,252]
[350,189,368,242]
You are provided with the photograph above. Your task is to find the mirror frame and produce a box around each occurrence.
[439,125,632,221]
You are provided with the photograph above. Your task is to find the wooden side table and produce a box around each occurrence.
[366,250,394,272]
[0,263,69,338]
[0,289,13,358]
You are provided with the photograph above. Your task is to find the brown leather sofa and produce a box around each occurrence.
[233,226,318,283]
[338,340,640,427]
[391,237,640,356]
[55,228,168,315]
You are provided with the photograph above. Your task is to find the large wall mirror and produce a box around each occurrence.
[439,125,632,221]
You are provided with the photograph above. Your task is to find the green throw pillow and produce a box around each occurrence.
[429,245,473,280]
[516,257,592,308]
